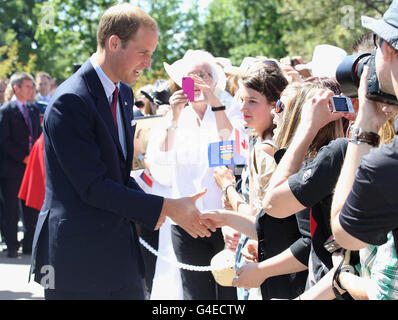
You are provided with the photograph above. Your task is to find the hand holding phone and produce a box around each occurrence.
[182,76,195,102]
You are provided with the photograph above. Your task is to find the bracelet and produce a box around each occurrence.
[222,183,235,198]
[211,105,226,112]
[166,123,178,131]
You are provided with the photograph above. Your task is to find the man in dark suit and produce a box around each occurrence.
[0,72,42,258]
[31,3,214,300]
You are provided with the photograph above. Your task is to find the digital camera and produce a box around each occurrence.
[335,51,398,106]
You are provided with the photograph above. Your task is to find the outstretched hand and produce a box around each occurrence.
[162,188,217,238]
[200,209,233,229]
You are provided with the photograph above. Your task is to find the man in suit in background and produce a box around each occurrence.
[35,72,52,104]
[0,72,42,257]
[31,3,214,300]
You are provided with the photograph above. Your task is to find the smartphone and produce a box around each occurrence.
[330,95,354,113]
[182,76,195,102]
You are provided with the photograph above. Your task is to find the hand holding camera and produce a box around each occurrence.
[299,89,343,136]
[169,89,189,122]
[187,74,221,107]
[354,66,396,134]
[336,49,397,106]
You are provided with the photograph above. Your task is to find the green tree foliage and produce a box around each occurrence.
[0,0,394,86]
[33,0,116,82]
[196,0,286,65]
[279,0,392,60]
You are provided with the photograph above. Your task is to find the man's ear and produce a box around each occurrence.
[12,84,18,95]
[107,35,120,52]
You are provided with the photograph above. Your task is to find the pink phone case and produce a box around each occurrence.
[182,76,195,101]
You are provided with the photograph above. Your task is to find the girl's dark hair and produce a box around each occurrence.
[241,62,288,103]
[240,62,288,139]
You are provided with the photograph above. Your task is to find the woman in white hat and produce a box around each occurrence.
[149,49,242,300]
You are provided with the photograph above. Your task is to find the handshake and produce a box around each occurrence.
[158,188,234,238]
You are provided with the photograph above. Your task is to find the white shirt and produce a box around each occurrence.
[36,93,52,103]
[90,54,127,159]
[148,101,242,212]
[11,96,28,118]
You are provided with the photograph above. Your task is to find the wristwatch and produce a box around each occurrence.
[349,127,380,147]
[222,183,235,198]
[138,152,146,162]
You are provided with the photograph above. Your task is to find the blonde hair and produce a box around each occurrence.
[97,3,158,50]
[274,82,344,160]
[379,116,396,145]
[4,83,13,102]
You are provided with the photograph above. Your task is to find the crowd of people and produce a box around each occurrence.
[0,71,55,258]
[0,1,398,300]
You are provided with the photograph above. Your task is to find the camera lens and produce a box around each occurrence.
[335,52,371,98]
[336,51,398,105]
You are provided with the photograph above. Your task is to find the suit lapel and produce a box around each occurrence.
[11,102,29,135]
[119,85,134,165]
[81,60,125,159]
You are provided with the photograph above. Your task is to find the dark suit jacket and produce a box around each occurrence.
[0,101,42,179]
[31,59,164,294]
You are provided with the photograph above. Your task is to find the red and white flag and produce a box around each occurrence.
[234,128,249,159]
[140,169,153,188]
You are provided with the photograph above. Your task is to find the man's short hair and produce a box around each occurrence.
[36,72,52,81]
[97,3,158,50]
[352,32,375,54]
[9,72,34,93]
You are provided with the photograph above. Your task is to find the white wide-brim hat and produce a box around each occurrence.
[163,49,227,92]
[310,44,347,78]
[294,44,347,78]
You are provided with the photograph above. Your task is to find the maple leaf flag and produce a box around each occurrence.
[234,128,249,159]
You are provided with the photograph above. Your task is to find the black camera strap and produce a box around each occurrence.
[332,249,347,300]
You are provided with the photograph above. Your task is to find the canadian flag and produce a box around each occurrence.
[234,128,249,159]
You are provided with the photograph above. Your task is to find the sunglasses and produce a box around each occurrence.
[135,100,145,108]
[187,71,213,81]
[373,33,384,48]
[262,60,279,69]
[275,99,285,114]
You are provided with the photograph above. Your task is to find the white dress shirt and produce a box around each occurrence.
[90,54,127,159]
[147,101,242,213]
